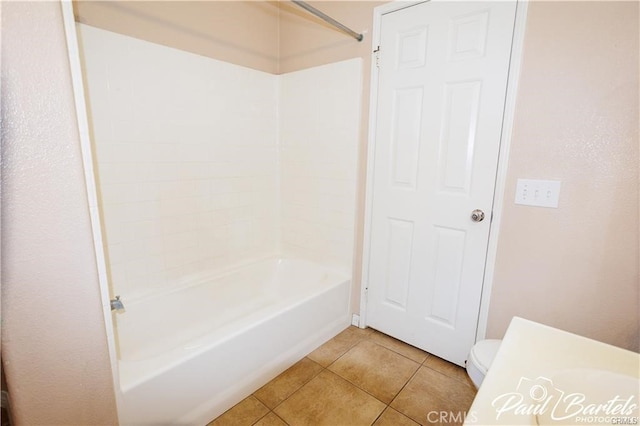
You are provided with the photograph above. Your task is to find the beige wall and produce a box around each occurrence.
[278,1,384,73]
[74,1,280,74]
[486,1,639,351]
[73,1,382,76]
[1,2,118,424]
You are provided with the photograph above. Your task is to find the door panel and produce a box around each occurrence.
[366,1,517,366]
[391,87,424,188]
[384,218,414,309]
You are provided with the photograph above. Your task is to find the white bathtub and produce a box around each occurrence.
[115,257,351,425]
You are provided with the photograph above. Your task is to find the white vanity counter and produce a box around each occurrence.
[465,317,640,425]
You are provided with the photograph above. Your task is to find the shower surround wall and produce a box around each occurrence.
[79,24,279,301]
[280,62,361,272]
[78,24,361,300]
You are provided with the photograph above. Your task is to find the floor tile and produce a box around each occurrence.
[307,326,373,367]
[367,329,429,364]
[254,357,323,409]
[253,412,288,426]
[207,396,269,426]
[328,340,420,404]
[424,355,475,387]
[390,366,476,426]
[274,370,386,426]
[373,407,421,426]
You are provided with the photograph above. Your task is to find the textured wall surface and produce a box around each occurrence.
[79,24,279,302]
[277,1,385,74]
[487,1,639,351]
[1,2,118,424]
[74,1,280,74]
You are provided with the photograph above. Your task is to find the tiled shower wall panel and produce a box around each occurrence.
[78,24,279,301]
[279,59,362,273]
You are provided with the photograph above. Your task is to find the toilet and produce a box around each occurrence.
[466,339,502,389]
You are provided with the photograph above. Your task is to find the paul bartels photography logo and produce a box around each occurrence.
[491,375,639,424]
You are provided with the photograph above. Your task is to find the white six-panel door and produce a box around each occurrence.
[366,1,518,366]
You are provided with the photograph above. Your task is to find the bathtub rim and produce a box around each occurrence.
[117,259,350,392]
[119,254,348,307]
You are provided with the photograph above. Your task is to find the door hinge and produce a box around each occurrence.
[374,46,381,68]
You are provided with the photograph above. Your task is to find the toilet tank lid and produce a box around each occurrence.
[471,339,502,371]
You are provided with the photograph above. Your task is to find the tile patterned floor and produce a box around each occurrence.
[208,326,477,426]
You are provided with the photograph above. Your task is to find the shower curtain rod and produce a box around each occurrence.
[291,0,364,42]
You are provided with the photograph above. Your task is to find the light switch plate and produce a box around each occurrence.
[515,179,561,208]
